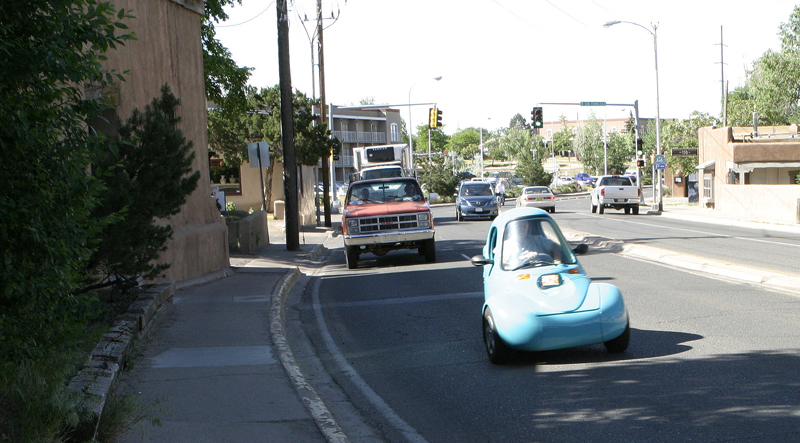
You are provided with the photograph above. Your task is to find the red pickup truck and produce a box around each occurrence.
[341,177,436,269]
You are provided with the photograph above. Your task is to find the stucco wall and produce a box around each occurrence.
[698,126,800,225]
[225,162,319,227]
[98,0,229,283]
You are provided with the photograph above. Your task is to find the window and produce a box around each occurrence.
[390,123,399,142]
[703,173,713,199]
[209,158,242,196]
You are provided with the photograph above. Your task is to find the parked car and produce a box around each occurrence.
[552,176,574,187]
[459,171,477,180]
[470,207,630,363]
[454,181,499,221]
[515,186,556,213]
[574,172,596,187]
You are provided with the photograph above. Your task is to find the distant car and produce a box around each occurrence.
[552,176,574,187]
[455,181,499,221]
[459,171,477,180]
[574,172,596,187]
[516,186,556,213]
[470,208,630,364]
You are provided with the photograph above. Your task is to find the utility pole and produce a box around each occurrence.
[277,0,299,250]
[317,0,332,227]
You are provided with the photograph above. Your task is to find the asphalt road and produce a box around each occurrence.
[291,202,800,443]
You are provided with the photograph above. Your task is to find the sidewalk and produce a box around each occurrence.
[114,217,341,443]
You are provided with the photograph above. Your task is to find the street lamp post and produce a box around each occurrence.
[604,20,662,212]
[408,76,442,170]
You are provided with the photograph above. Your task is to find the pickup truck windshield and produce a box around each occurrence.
[347,181,422,205]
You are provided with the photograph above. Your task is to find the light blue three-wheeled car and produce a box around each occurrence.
[471,207,630,364]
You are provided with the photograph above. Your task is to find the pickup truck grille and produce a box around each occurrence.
[351,213,428,233]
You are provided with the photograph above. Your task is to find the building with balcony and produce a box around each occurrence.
[329,105,405,183]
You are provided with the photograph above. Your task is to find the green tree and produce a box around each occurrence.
[605,131,635,174]
[508,113,530,131]
[727,6,800,125]
[573,114,604,175]
[447,127,482,160]
[203,0,251,112]
[0,1,134,440]
[208,86,336,208]
[552,115,575,157]
[661,111,720,176]
[513,134,552,186]
[417,158,460,198]
[412,124,450,157]
[85,85,201,292]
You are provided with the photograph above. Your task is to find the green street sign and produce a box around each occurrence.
[580,101,606,106]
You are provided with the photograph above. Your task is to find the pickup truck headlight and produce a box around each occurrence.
[346,218,359,233]
[418,213,429,221]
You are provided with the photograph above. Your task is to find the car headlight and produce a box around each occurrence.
[418,213,430,221]
[347,218,359,227]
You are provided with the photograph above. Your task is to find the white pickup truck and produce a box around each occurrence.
[590,175,641,215]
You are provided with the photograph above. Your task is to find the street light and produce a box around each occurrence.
[604,20,662,212]
[408,76,442,170]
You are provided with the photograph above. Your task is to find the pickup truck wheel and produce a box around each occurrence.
[604,322,630,353]
[483,308,513,364]
[423,239,436,262]
[345,246,359,269]
[598,204,604,214]
[624,207,631,215]
[633,205,640,215]
[591,202,597,213]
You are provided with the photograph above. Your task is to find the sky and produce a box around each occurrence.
[214,0,798,135]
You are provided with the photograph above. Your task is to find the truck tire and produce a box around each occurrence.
[345,245,359,269]
[633,205,640,215]
[423,239,436,263]
[624,207,630,215]
[598,204,604,214]
[591,201,597,213]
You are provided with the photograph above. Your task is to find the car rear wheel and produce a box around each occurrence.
[633,205,640,215]
[483,308,513,364]
[598,204,604,214]
[550,207,556,214]
[591,201,597,213]
[604,322,630,353]
[624,207,631,215]
[345,245,359,269]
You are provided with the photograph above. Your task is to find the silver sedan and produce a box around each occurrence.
[515,186,556,213]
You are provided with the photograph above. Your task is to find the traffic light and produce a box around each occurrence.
[532,107,543,128]
[429,107,443,128]
[332,144,341,161]
[636,159,645,168]
[636,138,644,155]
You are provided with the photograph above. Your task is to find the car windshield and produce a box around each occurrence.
[500,218,576,270]
[461,184,494,196]
[347,180,422,205]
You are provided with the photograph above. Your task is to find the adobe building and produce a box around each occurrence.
[697,125,800,225]
[93,0,229,283]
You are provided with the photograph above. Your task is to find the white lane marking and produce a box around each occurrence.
[312,277,431,443]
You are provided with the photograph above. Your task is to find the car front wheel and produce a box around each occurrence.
[345,245,359,269]
[483,308,513,364]
[604,322,630,353]
[423,238,436,262]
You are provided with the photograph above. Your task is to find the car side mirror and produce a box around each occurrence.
[572,244,589,255]
[471,255,493,266]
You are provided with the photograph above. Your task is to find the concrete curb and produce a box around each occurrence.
[68,282,175,430]
[269,267,350,443]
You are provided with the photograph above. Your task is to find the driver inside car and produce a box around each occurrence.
[501,219,562,270]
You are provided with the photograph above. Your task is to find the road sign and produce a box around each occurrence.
[248,142,271,168]
[654,154,666,170]
[580,101,607,106]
